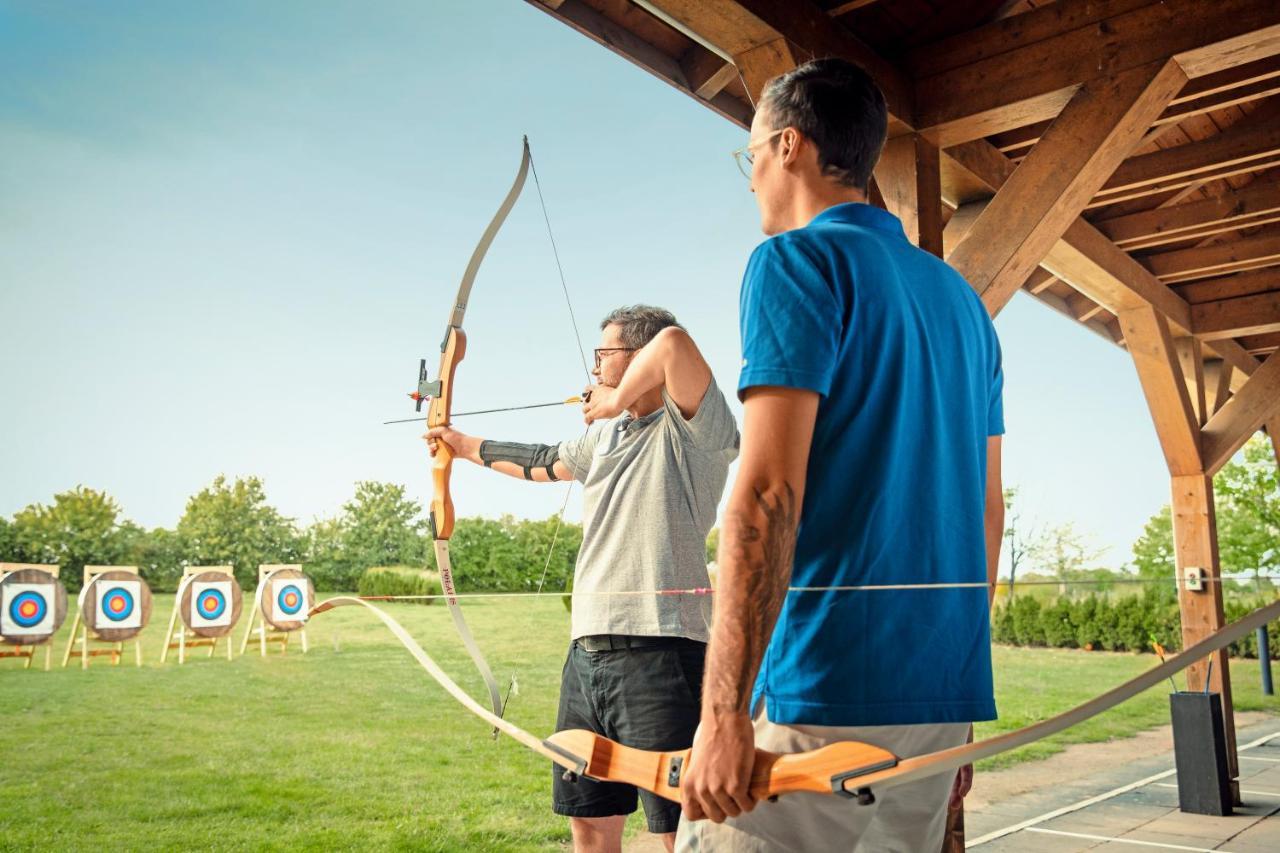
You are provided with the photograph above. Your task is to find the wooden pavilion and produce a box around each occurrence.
[526,0,1280,804]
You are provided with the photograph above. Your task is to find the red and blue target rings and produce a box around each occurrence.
[8,590,48,628]
[276,584,304,616]
[196,588,227,619]
[101,587,135,622]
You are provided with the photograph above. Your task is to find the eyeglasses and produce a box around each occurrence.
[731,128,786,179]
[593,347,636,368]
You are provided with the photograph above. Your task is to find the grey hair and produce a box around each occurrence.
[600,305,684,349]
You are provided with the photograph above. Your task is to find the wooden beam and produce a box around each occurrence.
[1094,181,1280,249]
[874,134,943,256]
[1201,349,1280,473]
[942,199,988,257]
[1122,305,1203,475]
[1095,121,1280,208]
[680,48,738,100]
[524,0,754,127]
[910,0,1280,145]
[1267,417,1280,469]
[732,36,803,102]
[1174,267,1280,304]
[948,60,1187,315]
[1175,337,1208,425]
[826,0,879,15]
[641,0,914,126]
[1204,359,1234,417]
[1192,289,1280,340]
[1169,473,1238,786]
[1143,229,1280,282]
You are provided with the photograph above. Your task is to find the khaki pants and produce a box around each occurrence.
[675,712,969,852]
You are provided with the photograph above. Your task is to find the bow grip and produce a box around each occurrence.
[427,326,466,540]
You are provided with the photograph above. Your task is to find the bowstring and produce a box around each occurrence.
[498,138,593,707]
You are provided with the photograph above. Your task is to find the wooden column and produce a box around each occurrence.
[1170,474,1238,787]
[874,134,943,256]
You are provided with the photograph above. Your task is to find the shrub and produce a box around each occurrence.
[356,565,442,604]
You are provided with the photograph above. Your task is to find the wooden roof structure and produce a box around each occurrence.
[527,0,1280,804]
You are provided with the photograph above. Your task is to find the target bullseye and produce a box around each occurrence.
[10,591,48,628]
[102,588,135,622]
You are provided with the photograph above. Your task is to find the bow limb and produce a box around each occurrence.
[310,596,587,773]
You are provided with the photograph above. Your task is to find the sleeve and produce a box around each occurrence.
[987,333,1005,437]
[737,236,842,400]
[660,380,740,455]
[558,424,603,483]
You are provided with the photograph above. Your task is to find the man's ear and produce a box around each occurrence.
[779,127,802,167]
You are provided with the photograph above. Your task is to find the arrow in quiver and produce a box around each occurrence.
[0,565,69,671]
[62,566,152,668]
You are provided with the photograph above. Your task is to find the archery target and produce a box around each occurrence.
[179,572,243,637]
[270,578,309,623]
[83,570,152,640]
[0,569,67,645]
[98,581,141,629]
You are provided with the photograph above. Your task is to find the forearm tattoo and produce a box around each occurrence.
[707,483,798,714]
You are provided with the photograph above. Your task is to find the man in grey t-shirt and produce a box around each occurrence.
[426,305,738,852]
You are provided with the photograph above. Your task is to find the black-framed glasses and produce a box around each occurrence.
[593,347,636,368]
[731,128,786,179]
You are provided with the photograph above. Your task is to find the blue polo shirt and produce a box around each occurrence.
[739,203,1003,727]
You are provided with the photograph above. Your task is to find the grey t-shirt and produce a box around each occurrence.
[558,380,739,642]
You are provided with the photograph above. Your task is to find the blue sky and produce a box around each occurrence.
[0,1,1172,568]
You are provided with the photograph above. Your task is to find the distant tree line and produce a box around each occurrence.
[0,475,580,594]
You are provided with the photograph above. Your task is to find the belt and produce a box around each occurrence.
[576,634,685,652]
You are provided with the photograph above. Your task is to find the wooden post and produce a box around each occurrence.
[1170,475,1238,793]
[874,134,943,256]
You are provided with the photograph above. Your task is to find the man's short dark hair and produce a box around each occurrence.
[759,58,888,191]
[601,305,683,349]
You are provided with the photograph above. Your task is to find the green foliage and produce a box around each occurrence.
[177,475,303,588]
[118,523,187,592]
[9,486,128,590]
[1216,435,1280,583]
[305,516,356,591]
[705,527,719,564]
[356,565,441,604]
[448,515,580,592]
[991,590,1272,656]
[341,481,427,572]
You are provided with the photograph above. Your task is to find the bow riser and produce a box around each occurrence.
[427,326,466,541]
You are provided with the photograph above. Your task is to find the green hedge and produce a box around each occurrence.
[992,592,1280,658]
[356,566,442,604]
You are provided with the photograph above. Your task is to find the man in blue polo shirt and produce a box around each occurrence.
[677,58,1005,851]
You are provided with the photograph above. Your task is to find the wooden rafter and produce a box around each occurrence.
[1121,305,1203,474]
[1193,289,1280,340]
[910,0,1280,145]
[874,134,943,256]
[948,60,1188,314]
[1094,181,1280,249]
[1143,229,1280,282]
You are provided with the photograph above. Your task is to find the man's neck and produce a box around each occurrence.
[785,183,867,232]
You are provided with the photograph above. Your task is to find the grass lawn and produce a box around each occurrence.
[1,594,1277,850]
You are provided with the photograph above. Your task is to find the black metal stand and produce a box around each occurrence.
[1170,691,1233,816]
[1259,626,1274,696]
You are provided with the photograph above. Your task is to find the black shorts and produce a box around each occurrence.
[552,636,706,833]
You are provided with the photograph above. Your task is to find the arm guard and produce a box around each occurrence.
[478,440,562,481]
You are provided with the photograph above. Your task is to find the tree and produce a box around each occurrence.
[304,516,355,591]
[0,516,25,563]
[117,523,187,592]
[341,481,427,572]
[1132,505,1176,580]
[1215,434,1280,587]
[705,528,719,565]
[177,476,302,587]
[1002,487,1043,599]
[1031,522,1105,597]
[9,487,128,590]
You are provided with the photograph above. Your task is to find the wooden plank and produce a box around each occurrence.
[642,0,914,125]
[875,133,943,256]
[1174,267,1280,304]
[1094,182,1280,248]
[1192,289,1280,340]
[1121,306,1203,475]
[1098,122,1280,203]
[827,0,880,15]
[1201,349,1280,473]
[1267,417,1280,468]
[912,0,1280,145]
[1143,229,1280,281]
[1240,331,1280,353]
[732,36,802,101]
[942,199,989,257]
[680,48,738,99]
[524,0,754,128]
[948,60,1187,314]
[1169,473,1238,784]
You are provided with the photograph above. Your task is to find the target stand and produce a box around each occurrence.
[62,565,152,669]
[1,563,68,671]
[160,566,243,664]
[239,564,313,657]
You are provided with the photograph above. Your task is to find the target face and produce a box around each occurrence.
[190,580,232,628]
[2,583,56,635]
[270,578,309,623]
[96,580,142,629]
